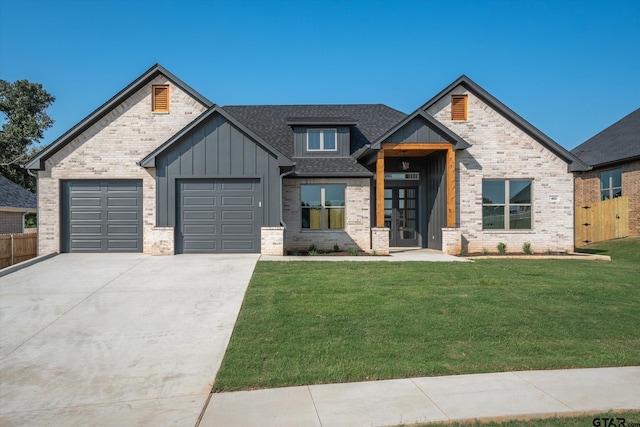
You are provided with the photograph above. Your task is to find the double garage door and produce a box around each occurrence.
[62,179,261,253]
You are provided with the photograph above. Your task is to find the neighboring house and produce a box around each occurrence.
[571,108,640,238]
[25,64,587,256]
[0,176,36,234]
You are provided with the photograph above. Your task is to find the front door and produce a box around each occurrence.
[384,186,419,247]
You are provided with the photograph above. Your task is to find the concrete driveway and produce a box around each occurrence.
[0,253,259,426]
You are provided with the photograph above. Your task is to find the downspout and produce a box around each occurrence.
[279,166,295,229]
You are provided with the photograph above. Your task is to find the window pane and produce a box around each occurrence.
[323,129,336,150]
[325,208,345,229]
[613,188,622,198]
[510,180,531,204]
[483,181,505,204]
[510,205,531,229]
[611,169,622,188]
[308,130,321,150]
[301,185,321,208]
[301,207,322,229]
[600,170,613,189]
[324,185,345,207]
[601,190,610,201]
[483,206,504,229]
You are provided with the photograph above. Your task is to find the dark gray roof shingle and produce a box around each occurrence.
[293,158,373,177]
[221,104,407,159]
[571,108,640,167]
[0,176,37,210]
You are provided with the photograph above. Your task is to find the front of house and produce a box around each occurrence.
[26,65,588,256]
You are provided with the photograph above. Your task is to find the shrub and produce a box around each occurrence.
[308,249,318,256]
[481,248,489,255]
[290,250,300,256]
[347,247,358,256]
[308,244,317,253]
[497,242,507,255]
[523,242,533,255]
[459,247,468,256]
[333,243,340,252]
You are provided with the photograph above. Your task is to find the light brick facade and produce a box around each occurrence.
[427,87,575,254]
[37,75,207,255]
[261,227,285,255]
[574,159,640,237]
[282,177,371,251]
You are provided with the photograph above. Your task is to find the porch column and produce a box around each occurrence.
[376,150,385,227]
[446,147,456,227]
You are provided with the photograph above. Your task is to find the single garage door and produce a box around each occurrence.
[177,179,261,253]
[62,180,143,252]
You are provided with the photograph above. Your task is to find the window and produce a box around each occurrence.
[152,85,169,112]
[451,95,467,121]
[482,179,532,230]
[307,129,337,151]
[600,169,622,200]
[301,184,345,230]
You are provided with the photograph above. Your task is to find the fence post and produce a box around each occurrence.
[10,234,14,266]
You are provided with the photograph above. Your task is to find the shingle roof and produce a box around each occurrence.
[571,108,640,167]
[293,158,373,177]
[0,176,37,210]
[221,104,407,159]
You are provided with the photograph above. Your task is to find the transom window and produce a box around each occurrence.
[301,184,345,230]
[600,169,622,200]
[482,179,532,230]
[307,129,337,151]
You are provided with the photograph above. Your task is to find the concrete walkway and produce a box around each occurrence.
[261,248,470,262]
[201,366,640,426]
[0,253,259,426]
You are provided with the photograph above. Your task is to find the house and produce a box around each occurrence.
[25,64,588,256]
[0,176,37,234]
[571,108,640,239]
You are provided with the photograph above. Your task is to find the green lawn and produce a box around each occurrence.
[214,238,640,392]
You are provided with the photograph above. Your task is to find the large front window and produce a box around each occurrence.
[307,129,337,151]
[482,179,532,230]
[301,184,345,230]
[600,169,622,200]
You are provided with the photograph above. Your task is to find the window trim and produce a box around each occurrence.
[599,168,622,200]
[451,94,468,121]
[301,184,346,230]
[306,128,338,152]
[482,179,533,231]
[152,85,170,113]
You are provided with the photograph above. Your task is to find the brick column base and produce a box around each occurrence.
[261,227,285,256]
[371,227,390,255]
[442,227,461,255]
[150,227,174,255]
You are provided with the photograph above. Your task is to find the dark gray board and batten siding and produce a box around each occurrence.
[154,112,282,252]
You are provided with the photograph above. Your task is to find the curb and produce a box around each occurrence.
[0,253,58,278]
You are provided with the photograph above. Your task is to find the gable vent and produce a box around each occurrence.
[451,94,467,121]
[152,85,170,112]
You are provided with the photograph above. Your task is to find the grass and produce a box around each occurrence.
[404,410,640,426]
[214,238,640,392]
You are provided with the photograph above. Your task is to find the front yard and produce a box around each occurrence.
[214,238,640,392]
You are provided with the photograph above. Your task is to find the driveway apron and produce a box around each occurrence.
[0,253,259,426]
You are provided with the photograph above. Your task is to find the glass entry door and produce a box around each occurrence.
[384,186,419,247]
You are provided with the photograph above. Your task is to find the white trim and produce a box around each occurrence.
[306,128,338,152]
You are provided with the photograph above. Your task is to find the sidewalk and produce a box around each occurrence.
[199,366,640,427]
[260,248,470,262]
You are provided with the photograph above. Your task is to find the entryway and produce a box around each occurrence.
[384,185,419,247]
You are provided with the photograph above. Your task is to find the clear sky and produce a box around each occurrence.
[1,0,639,150]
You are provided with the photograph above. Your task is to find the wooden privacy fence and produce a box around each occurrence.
[0,233,37,269]
[575,196,629,247]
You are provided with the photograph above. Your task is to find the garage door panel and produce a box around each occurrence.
[63,180,142,252]
[177,179,261,253]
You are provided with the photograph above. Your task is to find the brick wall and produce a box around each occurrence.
[574,159,640,237]
[37,75,208,255]
[427,87,575,254]
[282,177,371,251]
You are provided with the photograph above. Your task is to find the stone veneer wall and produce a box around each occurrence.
[282,177,371,252]
[37,75,208,255]
[574,159,640,237]
[427,87,575,254]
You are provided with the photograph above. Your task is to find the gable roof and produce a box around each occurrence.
[221,104,407,159]
[0,176,36,211]
[370,109,471,150]
[420,75,589,172]
[138,105,293,168]
[25,64,213,170]
[570,108,640,168]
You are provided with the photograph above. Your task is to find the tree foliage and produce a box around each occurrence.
[0,79,55,192]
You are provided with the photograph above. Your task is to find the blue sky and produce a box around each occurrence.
[1,0,639,150]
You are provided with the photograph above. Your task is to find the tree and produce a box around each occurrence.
[0,79,55,192]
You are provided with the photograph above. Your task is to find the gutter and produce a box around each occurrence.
[279,166,295,229]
